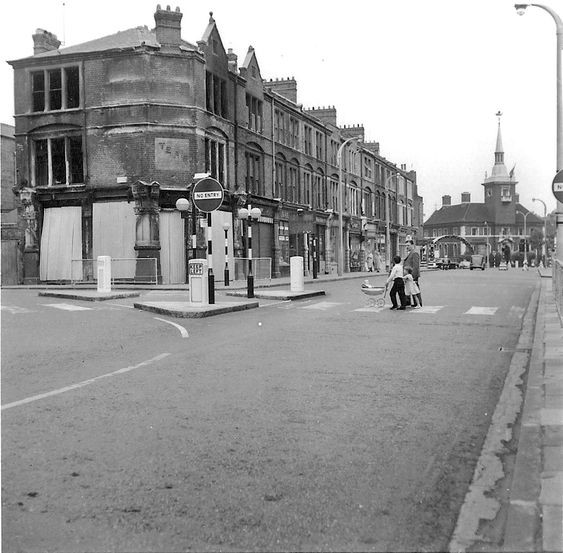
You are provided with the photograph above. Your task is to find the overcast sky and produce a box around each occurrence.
[1,0,559,219]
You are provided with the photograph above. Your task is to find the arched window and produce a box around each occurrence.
[363,186,373,217]
[205,128,228,187]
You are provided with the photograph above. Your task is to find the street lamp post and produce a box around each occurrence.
[484,221,490,265]
[516,210,530,265]
[515,3,563,264]
[223,221,231,286]
[532,197,548,264]
[238,205,261,298]
[336,136,362,276]
[175,197,192,282]
[384,173,397,272]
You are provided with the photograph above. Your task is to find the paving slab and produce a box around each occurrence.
[38,290,140,301]
[133,300,259,318]
[225,288,325,301]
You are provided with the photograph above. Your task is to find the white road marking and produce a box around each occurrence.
[154,317,189,338]
[107,303,135,309]
[354,306,386,312]
[0,305,35,314]
[42,303,93,311]
[1,353,171,411]
[410,306,444,313]
[465,306,498,315]
[302,301,344,311]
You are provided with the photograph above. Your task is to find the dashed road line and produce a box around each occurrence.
[0,305,35,314]
[42,303,93,311]
[302,301,345,311]
[1,353,171,411]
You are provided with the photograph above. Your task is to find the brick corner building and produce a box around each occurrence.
[8,6,423,284]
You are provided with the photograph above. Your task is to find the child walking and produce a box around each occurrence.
[403,267,421,308]
[386,255,407,310]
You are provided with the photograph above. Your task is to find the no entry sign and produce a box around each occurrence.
[553,169,563,203]
[192,177,224,213]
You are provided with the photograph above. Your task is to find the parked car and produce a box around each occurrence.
[459,259,471,269]
[470,254,486,270]
[435,258,459,270]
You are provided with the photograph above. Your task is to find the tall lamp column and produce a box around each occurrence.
[515,3,563,263]
[336,135,362,276]
[532,197,548,264]
[239,205,262,298]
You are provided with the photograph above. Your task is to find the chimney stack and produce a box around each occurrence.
[442,195,451,206]
[265,77,297,103]
[32,29,60,55]
[154,5,183,48]
[227,48,238,73]
[461,192,471,203]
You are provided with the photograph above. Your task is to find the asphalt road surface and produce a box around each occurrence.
[1,268,538,552]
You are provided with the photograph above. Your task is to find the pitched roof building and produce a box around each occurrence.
[423,113,543,263]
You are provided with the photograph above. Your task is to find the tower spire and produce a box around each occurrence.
[491,110,508,178]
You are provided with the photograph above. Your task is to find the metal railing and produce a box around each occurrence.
[554,259,563,321]
[70,258,158,285]
[232,257,272,282]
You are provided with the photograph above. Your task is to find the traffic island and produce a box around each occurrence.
[225,289,325,301]
[38,290,140,301]
[133,300,259,318]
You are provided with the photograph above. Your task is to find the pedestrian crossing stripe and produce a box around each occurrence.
[410,306,443,313]
[0,305,35,314]
[302,301,344,311]
[465,306,498,315]
[42,303,93,311]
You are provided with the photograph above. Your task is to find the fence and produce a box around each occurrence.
[70,258,158,285]
[554,259,563,321]
[232,257,272,282]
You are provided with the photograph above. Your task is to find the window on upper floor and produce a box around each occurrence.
[206,71,228,118]
[31,66,80,112]
[315,131,324,160]
[245,148,263,195]
[304,125,313,156]
[204,135,226,186]
[329,140,338,166]
[33,134,84,186]
[274,155,286,199]
[246,94,263,133]
[363,157,373,180]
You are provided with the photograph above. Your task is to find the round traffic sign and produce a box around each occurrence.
[553,169,563,202]
[192,177,224,213]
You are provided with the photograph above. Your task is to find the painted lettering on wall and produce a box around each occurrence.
[155,138,190,171]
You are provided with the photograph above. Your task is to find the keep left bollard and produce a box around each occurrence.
[97,256,111,293]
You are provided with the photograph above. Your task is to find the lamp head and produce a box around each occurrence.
[238,207,249,219]
[175,198,191,212]
[250,207,262,220]
[222,221,231,231]
[514,4,529,15]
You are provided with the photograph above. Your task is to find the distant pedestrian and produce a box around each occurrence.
[365,252,374,272]
[403,267,421,309]
[403,239,422,306]
[386,255,407,310]
[373,251,382,272]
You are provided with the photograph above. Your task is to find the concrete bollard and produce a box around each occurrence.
[290,256,304,292]
[97,256,112,293]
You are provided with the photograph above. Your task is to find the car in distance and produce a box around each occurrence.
[470,254,486,270]
[459,259,471,269]
[435,257,459,270]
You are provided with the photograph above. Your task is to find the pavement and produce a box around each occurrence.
[3,266,562,551]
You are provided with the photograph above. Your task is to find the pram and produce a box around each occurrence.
[361,280,387,308]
